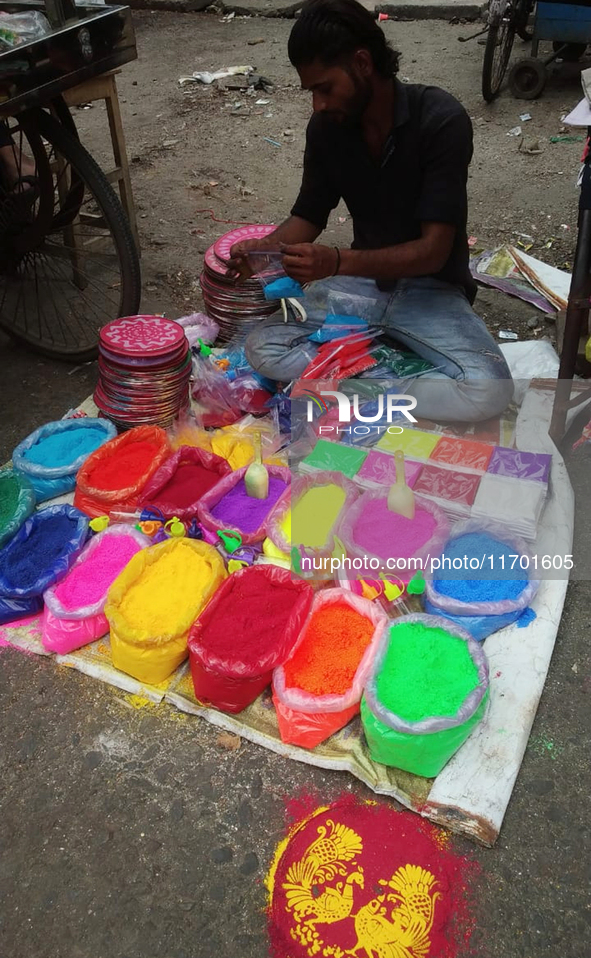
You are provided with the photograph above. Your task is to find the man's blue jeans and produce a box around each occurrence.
[245,276,514,422]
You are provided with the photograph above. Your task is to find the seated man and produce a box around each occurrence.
[228,0,513,423]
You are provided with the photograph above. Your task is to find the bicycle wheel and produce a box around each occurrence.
[482,1,518,101]
[0,105,141,360]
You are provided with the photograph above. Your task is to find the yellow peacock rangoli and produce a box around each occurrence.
[267,799,472,958]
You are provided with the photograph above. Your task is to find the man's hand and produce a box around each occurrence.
[223,238,262,282]
[281,243,339,284]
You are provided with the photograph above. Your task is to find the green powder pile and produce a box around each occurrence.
[0,472,19,531]
[375,621,479,722]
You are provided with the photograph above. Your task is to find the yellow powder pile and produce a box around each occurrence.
[119,544,212,634]
[292,485,346,549]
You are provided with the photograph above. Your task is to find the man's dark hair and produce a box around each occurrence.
[288,0,400,78]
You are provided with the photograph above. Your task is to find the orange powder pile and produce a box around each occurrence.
[283,603,373,696]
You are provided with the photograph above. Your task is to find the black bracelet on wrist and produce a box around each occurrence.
[333,246,341,276]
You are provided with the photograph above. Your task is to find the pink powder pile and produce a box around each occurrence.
[352,496,437,560]
[53,534,142,610]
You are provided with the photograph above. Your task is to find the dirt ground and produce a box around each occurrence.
[1,11,591,958]
[68,11,590,341]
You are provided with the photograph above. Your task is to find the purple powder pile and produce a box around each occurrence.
[211,477,288,533]
[0,514,79,592]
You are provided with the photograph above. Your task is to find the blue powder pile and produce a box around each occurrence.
[433,532,528,603]
[23,426,107,469]
[0,514,78,591]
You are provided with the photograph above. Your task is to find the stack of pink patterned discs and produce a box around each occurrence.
[200,224,277,343]
[94,315,191,429]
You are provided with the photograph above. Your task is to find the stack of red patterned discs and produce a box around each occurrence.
[94,315,191,429]
[200,224,277,343]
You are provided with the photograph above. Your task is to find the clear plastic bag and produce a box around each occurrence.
[0,505,89,599]
[105,538,226,685]
[13,418,117,503]
[42,525,149,654]
[423,518,540,641]
[174,312,219,347]
[245,250,304,300]
[74,425,171,518]
[272,588,388,749]
[0,468,36,549]
[308,290,377,343]
[361,613,489,777]
[188,565,313,713]
[139,445,231,521]
[337,489,450,576]
[197,464,291,545]
[0,12,51,48]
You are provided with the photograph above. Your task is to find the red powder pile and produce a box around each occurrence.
[283,603,373,695]
[268,795,479,958]
[198,574,302,667]
[157,463,220,509]
[87,440,161,491]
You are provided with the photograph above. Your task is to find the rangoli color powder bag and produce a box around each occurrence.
[139,445,231,521]
[13,418,117,502]
[42,525,149,654]
[361,613,489,777]
[0,468,36,549]
[424,518,540,641]
[197,465,290,544]
[268,471,358,560]
[188,565,313,713]
[272,588,388,749]
[0,504,89,604]
[337,489,449,575]
[74,425,171,518]
[105,538,226,685]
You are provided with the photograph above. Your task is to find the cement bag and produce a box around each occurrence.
[272,588,388,749]
[138,445,231,522]
[12,418,116,502]
[424,518,540,641]
[197,465,291,545]
[0,505,89,600]
[337,488,449,579]
[361,613,489,778]
[0,596,43,626]
[74,425,171,518]
[188,565,313,713]
[0,468,36,549]
[42,524,150,654]
[105,538,226,685]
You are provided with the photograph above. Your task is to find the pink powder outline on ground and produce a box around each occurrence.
[352,497,437,560]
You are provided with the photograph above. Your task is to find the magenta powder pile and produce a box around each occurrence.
[352,496,437,560]
[211,477,288,533]
[157,463,221,510]
[53,533,142,610]
[0,514,78,591]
